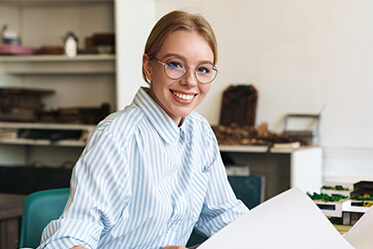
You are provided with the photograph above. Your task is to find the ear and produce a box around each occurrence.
[143,53,153,82]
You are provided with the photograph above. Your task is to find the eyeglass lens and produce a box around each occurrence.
[163,57,217,84]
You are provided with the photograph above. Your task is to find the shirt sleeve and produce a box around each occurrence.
[38,128,132,249]
[194,125,249,238]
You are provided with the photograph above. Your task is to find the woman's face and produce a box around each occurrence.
[143,30,214,125]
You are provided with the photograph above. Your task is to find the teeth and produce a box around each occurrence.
[173,91,194,100]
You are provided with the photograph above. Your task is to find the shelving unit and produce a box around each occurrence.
[0,0,115,166]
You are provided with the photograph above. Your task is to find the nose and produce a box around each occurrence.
[181,68,197,87]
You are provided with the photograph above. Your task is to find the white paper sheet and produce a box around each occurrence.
[198,188,355,249]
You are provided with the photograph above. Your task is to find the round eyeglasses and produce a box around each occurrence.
[151,56,218,84]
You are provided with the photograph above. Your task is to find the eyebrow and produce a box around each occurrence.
[162,53,214,65]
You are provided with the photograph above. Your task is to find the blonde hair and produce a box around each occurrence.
[142,10,218,83]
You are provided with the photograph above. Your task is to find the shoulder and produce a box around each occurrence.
[99,104,143,129]
[90,103,145,146]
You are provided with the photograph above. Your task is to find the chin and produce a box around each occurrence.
[174,110,192,119]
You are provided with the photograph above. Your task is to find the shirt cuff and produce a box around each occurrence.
[39,218,103,249]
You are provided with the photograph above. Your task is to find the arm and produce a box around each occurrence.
[39,129,132,248]
[163,247,188,249]
[194,125,249,237]
[69,244,189,248]
[69,244,188,248]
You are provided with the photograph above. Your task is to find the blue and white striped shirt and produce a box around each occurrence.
[38,87,248,249]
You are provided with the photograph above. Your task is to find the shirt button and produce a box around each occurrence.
[171,224,177,230]
[180,197,185,202]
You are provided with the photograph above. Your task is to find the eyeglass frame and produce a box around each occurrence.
[149,55,218,84]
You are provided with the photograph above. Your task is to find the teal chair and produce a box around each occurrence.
[19,177,263,248]
[186,175,264,247]
[19,188,70,248]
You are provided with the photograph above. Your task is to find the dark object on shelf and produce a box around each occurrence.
[0,166,72,195]
[39,103,110,124]
[0,87,55,122]
[212,122,310,147]
[219,85,257,127]
[18,129,82,142]
[92,33,115,46]
[85,33,115,54]
[0,86,109,124]
[351,181,373,199]
[37,45,64,55]
[58,103,110,124]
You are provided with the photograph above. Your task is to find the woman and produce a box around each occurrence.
[38,10,248,249]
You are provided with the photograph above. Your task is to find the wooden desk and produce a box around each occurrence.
[0,193,26,249]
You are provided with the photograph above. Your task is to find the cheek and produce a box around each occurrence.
[152,69,169,85]
[151,77,174,96]
[199,84,211,96]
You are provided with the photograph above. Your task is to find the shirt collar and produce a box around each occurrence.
[133,87,181,144]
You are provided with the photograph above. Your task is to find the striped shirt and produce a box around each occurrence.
[38,87,248,249]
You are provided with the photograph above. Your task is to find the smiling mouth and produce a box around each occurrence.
[171,90,196,100]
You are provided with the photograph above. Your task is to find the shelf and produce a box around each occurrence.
[219,145,292,154]
[0,122,96,147]
[219,144,321,154]
[0,54,116,74]
[0,54,115,62]
[0,122,96,131]
[0,138,87,147]
[0,0,113,6]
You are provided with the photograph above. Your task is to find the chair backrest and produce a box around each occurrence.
[19,188,70,248]
[186,175,264,247]
[227,175,264,209]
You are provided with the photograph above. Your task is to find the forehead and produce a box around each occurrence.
[157,30,214,62]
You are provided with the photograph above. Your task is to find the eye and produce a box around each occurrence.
[166,61,182,69]
[196,65,211,75]
[165,58,186,70]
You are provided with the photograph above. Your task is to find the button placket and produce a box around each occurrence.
[167,128,188,233]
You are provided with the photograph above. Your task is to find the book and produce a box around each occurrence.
[197,188,373,249]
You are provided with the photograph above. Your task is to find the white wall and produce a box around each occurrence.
[156,0,373,179]
[115,0,156,110]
